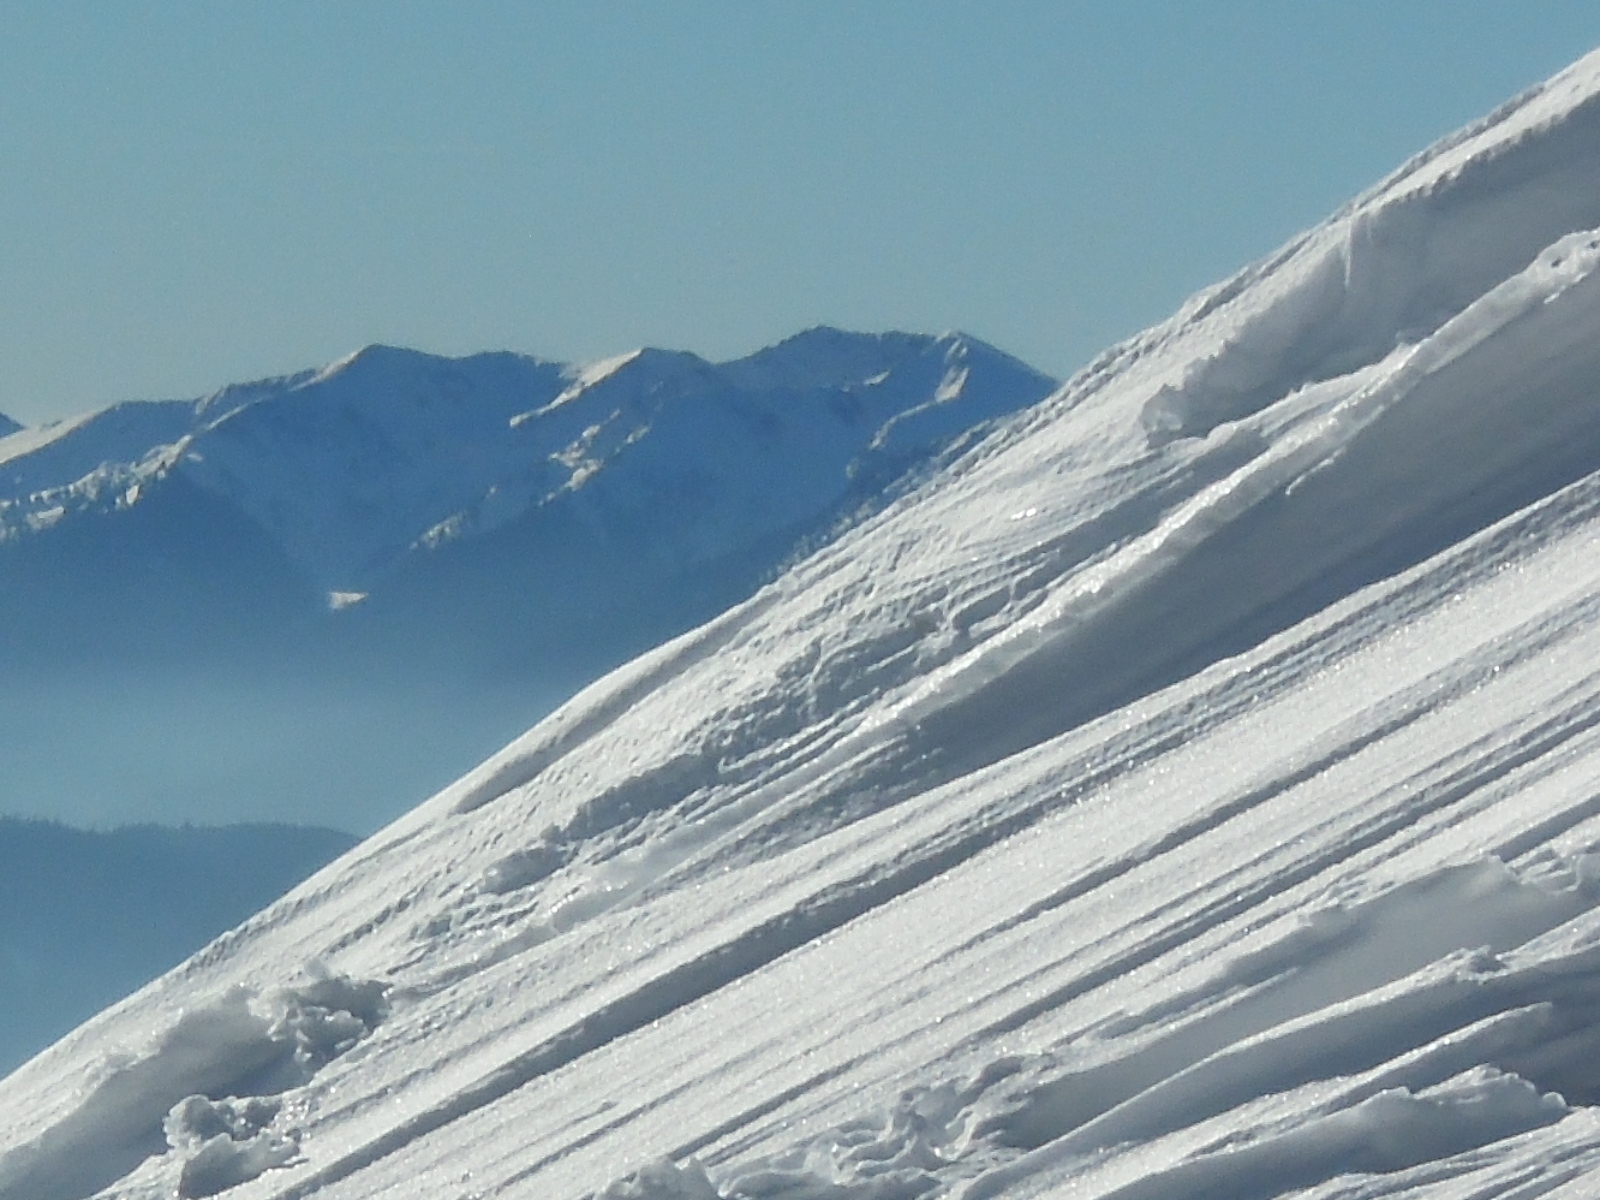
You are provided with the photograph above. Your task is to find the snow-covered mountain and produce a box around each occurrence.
[0,328,1056,831]
[15,46,1600,1200]
[0,329,1050,597]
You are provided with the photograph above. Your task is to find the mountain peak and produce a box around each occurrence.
[712,326,1056,400]
[308,343,437,384]
[513,347,719,429]
[0,412,20,438]
[302,345,569,396]
[717,326,935,393]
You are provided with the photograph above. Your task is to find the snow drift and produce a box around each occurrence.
[12,45,1600,1200]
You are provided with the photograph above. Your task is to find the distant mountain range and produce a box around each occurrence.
[0,328,1057,831]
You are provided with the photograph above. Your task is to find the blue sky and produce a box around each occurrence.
[3,3,1599,426]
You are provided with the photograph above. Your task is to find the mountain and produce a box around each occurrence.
[0,330,1049,599]
[0,819,356,1079]
[0,328,1057,832]
[0,412,18,438]
[13,47,1600,1200]
[348,329,1057,685]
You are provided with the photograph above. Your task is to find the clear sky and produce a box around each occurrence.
[3,3,1599,426]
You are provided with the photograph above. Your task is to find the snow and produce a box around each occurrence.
[11,42,1600,1200]
[530,349,649,415]
[0,413,100,475]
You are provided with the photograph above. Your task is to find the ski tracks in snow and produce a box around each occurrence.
[33,443,1600,1200]
[575,477,1600,1200]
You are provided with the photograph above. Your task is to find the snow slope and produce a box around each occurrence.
[12,45,1600,1200]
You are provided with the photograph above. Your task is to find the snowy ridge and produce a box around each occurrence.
[11,45,1600,1200]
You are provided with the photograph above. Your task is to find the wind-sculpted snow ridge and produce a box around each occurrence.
[12,45,1600,1200]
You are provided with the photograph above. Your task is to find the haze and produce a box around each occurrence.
[3,3,1599,425]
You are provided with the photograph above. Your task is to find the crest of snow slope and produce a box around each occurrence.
[15,46,1600,1200]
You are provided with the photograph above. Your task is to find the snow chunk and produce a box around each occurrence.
[266,972,389,1079]
[165,1095,298,1198]
[599,1157,721,1199]
[0,972,386,1200]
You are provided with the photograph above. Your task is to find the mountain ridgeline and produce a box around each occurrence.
[0,329,1057,830]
